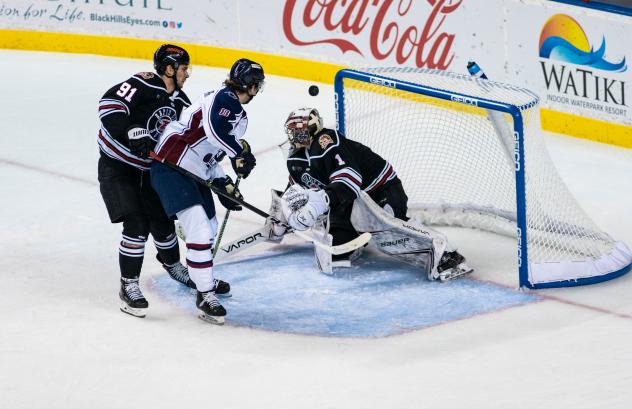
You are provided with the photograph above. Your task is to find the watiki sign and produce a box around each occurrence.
[538,13,628,121]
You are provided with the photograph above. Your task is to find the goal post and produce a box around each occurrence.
[334,67,632,289]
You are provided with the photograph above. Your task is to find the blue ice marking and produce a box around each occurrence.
[151,246,539,337]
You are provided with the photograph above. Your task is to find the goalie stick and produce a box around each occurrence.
[182,222,371,261]
[150,151,371,255]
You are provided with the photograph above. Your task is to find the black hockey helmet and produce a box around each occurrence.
[228,58,265,92]
[154,44,190,75]
[285,108,323,146]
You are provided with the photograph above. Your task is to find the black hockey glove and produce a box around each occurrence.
[231,139,256,179]
[127,126,155,159]
[211,176,243,211]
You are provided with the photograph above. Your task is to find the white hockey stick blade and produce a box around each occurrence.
[178,221,272,262]
[214,226,271,261]
[294,231,372,255]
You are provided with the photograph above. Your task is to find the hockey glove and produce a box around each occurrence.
[281,184,310,213]
[211,176,243,211]
[231,139,256,179]
[127,126,155,159]
[286,189,330,231]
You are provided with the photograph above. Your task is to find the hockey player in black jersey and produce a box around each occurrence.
[283,108,408,261]
[278,108,472,281]
[97,44,229,318]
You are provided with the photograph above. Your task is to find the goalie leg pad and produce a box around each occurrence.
[312,215,333,274]
[266,190,288,242]
[351,192,453,279]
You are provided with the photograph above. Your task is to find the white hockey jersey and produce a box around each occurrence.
[154,86,248,181]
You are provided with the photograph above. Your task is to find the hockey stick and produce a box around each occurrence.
[175,222,270,260]
[213,176,241,257]
[214,225,270,261]
[150,151,371,255]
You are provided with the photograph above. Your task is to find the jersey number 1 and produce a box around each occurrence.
[335,154,346,166]
[116,82,137,102]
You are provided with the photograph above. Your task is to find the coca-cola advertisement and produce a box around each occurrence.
[283,0,464,69]
[0,0,506,76]
[276,0,505,74]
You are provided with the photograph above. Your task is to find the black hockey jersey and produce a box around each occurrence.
[287,128,399,207]
[98,71,191,170]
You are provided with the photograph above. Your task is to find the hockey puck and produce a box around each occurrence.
[309,85,319,96]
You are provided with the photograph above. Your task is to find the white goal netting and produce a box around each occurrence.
[337,67,631,287]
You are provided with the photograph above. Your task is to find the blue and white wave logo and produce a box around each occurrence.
[539,14,626,72]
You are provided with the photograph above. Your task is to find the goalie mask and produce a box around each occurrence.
[284,108,323,147]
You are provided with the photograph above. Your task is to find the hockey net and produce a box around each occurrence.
[335,67,631,288]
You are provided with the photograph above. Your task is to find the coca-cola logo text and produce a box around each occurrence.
[283,0,462,69]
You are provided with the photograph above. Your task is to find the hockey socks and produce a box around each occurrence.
[119,234,146,279]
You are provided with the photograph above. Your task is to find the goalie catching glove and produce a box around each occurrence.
[231,139,256,179]
[211,176,243,211]
[281,184,329,231]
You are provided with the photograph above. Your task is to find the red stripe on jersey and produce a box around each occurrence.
[98,131,149,168]
[331,172,362,187]
[99,104,126,111]
[366,166,394,193]
[157,109,205,164]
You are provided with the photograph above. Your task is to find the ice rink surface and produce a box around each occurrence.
[1,50,631,409]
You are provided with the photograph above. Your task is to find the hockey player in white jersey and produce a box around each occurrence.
[150,58,264,324]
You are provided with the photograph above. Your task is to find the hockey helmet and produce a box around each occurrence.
[228,58,265,92]
[284,108,323,146]
[154,44,190,75]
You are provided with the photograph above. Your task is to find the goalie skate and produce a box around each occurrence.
[438,262,473,281]
[435,251,473,282]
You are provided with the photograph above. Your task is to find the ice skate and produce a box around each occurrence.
[157,254,196,289]
[213,278,231,297]
[433,251,473,282]
[196,290,227,325]
[157,255,231,296]
[119,277,149,318]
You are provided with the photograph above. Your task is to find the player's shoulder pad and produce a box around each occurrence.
[174,89,191,106]
[309,129,339,157]
[212,87,243,116]
[129,72,167,91]
[287,146,308,161]
[217,87,241,105]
